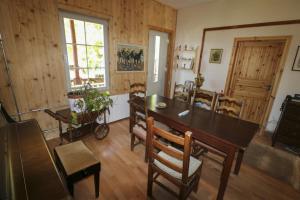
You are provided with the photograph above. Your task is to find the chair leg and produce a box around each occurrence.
[179,186,186,200]
[193,163,202,193]
[144,145,148,162]
[130,134,135,151]
[94,171,100,198]
[67,180,74,196]
[147,165,153,197]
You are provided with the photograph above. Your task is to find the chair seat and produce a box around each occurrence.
[132,122,147,141]
[154,146,202,179]
[195,102,211,110]
[54,141,99,176]
[154,121,170,131]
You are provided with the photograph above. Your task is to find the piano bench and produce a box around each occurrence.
[54,140,101,198]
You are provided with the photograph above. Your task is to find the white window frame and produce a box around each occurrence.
[59,11,110,91]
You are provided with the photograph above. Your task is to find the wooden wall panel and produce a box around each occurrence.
[0,0,177,137]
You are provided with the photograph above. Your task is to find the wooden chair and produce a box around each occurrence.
[192,95,244,162]
[183,80,194,93]
[128,83,148,160]
[173,81,194,102]
[193,89,217,110]
[146,117,202,200]
[214,95,244,118]
[128,82,170,161]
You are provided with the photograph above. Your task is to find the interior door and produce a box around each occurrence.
[147,31,169,96]
[227,39,285,124]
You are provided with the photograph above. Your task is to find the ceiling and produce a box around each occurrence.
[157,0,215,9]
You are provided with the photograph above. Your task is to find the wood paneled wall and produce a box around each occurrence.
[0,0,177,135]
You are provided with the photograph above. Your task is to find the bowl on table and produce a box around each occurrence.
[156,102,167,109]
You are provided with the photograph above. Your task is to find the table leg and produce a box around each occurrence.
[68,123,73,142]
[67,179,74,196]
[94,171,100,198]
[58,120,63,145]
[217,147,236,200]
[234,148,244,175]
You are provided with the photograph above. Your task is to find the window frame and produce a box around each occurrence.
[59,11,110,91]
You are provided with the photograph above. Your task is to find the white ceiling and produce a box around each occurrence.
[157,0,215,9]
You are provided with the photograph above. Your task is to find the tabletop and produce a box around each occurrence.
[146,95,259,149]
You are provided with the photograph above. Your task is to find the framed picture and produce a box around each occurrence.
[209,49,223,64]
[292,46,300,71]
[117,44,144,72]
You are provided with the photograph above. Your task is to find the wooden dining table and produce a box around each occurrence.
[145,95,259,200]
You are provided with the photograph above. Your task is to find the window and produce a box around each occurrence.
[60,12,109,90]
[153,36,160,83]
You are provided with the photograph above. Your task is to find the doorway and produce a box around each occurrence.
[225,36,290,127]
[147,30,169,96]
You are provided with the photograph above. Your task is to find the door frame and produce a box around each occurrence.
[148,25,175,97]
[224,36,292,131]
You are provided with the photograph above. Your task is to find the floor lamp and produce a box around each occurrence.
[0,33,21,121]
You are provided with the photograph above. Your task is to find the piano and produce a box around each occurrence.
[0,119,70,200]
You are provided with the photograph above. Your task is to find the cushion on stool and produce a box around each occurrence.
[54,141,99,176]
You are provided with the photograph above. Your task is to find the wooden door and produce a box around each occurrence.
[227,39,285,124]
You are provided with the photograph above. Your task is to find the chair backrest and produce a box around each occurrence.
[174,81,194,102]
[147,117,192,183]
[215,95,244,118]
[184,80,194,93]
[129,82,147,131]
[193,89,217,110]
[173,82,185,95]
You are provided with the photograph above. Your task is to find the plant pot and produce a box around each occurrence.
[67,91,86,113]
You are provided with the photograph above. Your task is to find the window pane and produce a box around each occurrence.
[74,20,85,44]
[153,36,160,83]
[85,22,104,46]
[63,18,72,43]
[66,44,74,67]
[69,68,88,87]
[89,68,105,86]
[77,45,87,68]
[87,46,104,68]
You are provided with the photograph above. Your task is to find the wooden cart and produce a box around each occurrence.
[45,108,109,144]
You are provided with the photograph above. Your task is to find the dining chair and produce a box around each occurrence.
[146,117,203,200]
[128,82,170,161]
[193,89,217,110]
[173,81,194,102]
[128,82,148,160]
[192,95,244,159]
[214,95,244,118]
[184,80,194,93]
[173,82,187,101]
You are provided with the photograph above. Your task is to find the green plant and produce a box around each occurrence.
[73,84,113,123]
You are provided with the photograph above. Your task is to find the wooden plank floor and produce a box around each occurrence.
[48,119,300,200]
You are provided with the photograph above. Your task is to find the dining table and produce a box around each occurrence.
[145,94,259,200]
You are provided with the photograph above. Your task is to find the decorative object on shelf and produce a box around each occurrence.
[175,45,199,71]
[209,48,223,64]
[117,43,144,72]
[292,46,300,71]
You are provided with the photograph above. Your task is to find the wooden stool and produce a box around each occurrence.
[54,141,101,198]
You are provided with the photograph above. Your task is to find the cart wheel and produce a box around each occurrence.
[94,124,110,140]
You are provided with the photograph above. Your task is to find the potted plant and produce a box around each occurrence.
[67,84,113,139]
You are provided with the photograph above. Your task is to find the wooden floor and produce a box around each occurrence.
[48,119,300,200]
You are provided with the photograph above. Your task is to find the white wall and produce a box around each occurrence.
[173,0,300,132]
